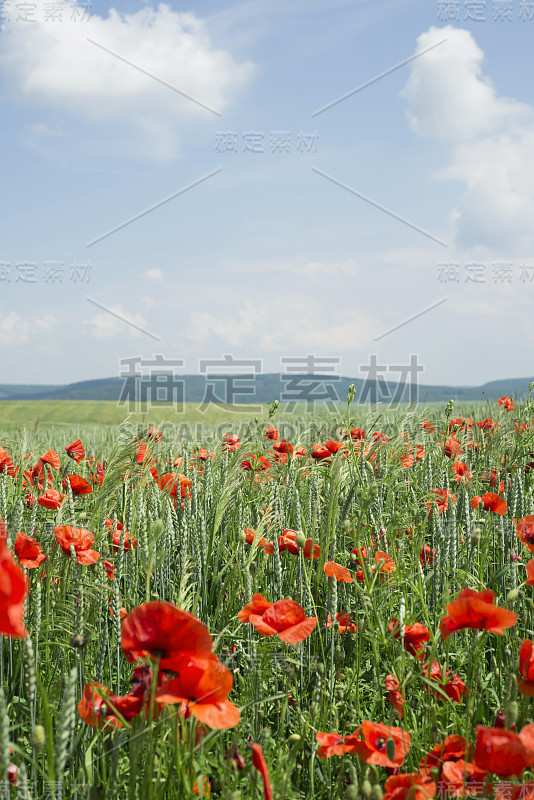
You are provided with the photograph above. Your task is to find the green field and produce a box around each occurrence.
[0,400,271,428]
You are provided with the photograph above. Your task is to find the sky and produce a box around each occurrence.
[0,0,533,388]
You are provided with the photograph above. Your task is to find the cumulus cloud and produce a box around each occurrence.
[0,311,57,346]
[83,305,152,339]
[184,295,377,353]
[0,1,253,158]
[401,26,534,253]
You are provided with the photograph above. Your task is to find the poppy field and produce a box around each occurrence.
[2,392,534,799]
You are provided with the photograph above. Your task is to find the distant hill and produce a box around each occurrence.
[0,374,532,405]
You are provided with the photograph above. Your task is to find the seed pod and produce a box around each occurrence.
[361,780,373,800]
[30,725,46,752]
[370,785,383,800]
[506,700,519,728]
[386,737,396,763]
[295,531,306,549]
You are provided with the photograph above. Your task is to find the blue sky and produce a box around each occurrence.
[0,0,533,386]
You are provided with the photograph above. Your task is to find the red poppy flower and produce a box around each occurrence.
[399,445,425,469]
[422,661,468,703]
[525,559,534,586]
[157,472,192,499]
[324,561,353,583]
[272,440,294,456]
[264,424,278,441]
[353,721,411,767]
[448,418,474,433]
[62,474,93,495]
[443,437,463,459]
[79,670,155,729]
[388,619,431,659]
[316,730,361,758]
[439,588,517,640]
[14,532,46,569]
[243,528,269,549]
[419,736,469,782]
[349,544,366,562]
[103,560,115,580]
[37,489,65,510]
[251,744,273,800]
[238,594,317,643]
[477,419,496,432]
[440,758,487,797]
[426,488,456,517]
[0,447,15,477]
[147,426,163,441]
[518,640,534,696]
[65,439,85,463]
[39,449,61,470]
[452,462,472,484]
[372,432,390,443]
[375,551,396,577]
[498,396,515,411]
[78,683,124,729]
[471,492,507,515]
[385,674,404,719]
[326,612,357,633]
[515,516,534,552]
[222,433,240,452]
[419,544,436,567]
[422,421,435,433]
[278,530,320,561]
[108,525,137,553]
[121,602,213,667]
[0,535,28,637]
[53,526,100,565]
[383,772,436,800]
[311,440,345,461]
[156,652,240,729]
[240,454,271,471]
[474,724,534,777]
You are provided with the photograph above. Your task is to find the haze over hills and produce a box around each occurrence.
[0,375,532,405]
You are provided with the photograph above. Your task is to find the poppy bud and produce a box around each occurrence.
[494,668,500,678]
[385,737,396,763]
[342,519,352,532]
[507,588,520,602]
[316,662,325,677]
[294,531,306,549]
[239,531,247,542]
[361,780,372,800]
[506,700,519,728]
[344,787,359,800]
[370,785,383,800]
[470,528,482,546]
[30,725,46,751]
[288,734,301,743]
[310,702,319,720]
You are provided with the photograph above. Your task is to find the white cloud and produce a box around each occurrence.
[402,26,534,253]
[0,311,58,346]
[83,305,150,339]
[184,295,377,353]
[145,268,163,281]
[0,1,253,158]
